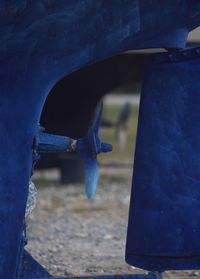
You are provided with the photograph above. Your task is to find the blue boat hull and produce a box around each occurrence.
[0,1,199,277]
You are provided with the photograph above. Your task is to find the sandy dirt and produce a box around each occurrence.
[26,168,200,279]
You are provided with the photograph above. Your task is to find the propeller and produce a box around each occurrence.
[35,102,112,199]
[76,103,112,199]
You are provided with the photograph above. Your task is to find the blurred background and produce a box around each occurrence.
[27,28,200,279]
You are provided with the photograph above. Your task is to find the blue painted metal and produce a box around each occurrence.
[36,126,73,153]
[126,46,200,272]
[17,250,53,278]
[0,1,199,278]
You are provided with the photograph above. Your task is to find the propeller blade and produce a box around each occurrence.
[83,156,99,199]
[77,101,112,199]
[76,137,99,199]
[92,102,103,135]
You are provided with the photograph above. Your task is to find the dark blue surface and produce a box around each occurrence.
[0,1,199,278]
[17,250,53,278]
[126,47,200,271]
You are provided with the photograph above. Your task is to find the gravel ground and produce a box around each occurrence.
[26,168,200,279]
